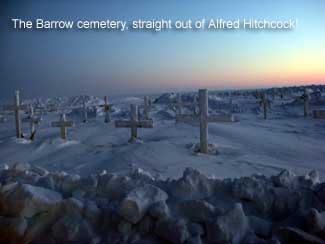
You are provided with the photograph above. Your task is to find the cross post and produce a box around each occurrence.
[51,113,74,140]
[14,91,23,138]
[143,96,151,120]
[103,96,111,123]
[176,89,238,154]
[83,97,88,123]
[301,88,310,117]
[115,104,153,142]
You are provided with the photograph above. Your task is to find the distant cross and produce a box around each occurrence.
[300,88,310,117]
[258,92,271,120]
[176,89,238,154]
[23,105,41,140]
[102,96,111,123]
[51,113,74,140]
[143,96,152,120]
[115,104,153,142]
[82,97,88,123]
[174,93,198,120]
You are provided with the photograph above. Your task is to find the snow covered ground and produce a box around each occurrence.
[0,87,324,180]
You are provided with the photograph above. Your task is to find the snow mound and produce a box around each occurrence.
[1,164,324,243]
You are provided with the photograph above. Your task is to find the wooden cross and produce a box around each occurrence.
[257,92,271,120]
[174,93,198,122]
[23,105,41,140]
[51,113,74,140]
[300,88,310,117]
[176,89,238,154]
[115,104,153,142]
[143,96,151,120]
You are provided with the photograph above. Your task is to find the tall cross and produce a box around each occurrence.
[23,105,41,140]
[51,113,74,140]
[115,104,153,142]
[176,89,238,154]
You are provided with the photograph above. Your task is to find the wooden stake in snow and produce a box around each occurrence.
[82,97,88,123]
[51,113,74,140]
[102,96,111,123]
[13,91,24,138]
[301,89,310,117]
[176,89,238,154]
[115,104,153,142]
[23,105,41,140]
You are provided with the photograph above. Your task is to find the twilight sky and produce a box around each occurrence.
[0,0,324,98]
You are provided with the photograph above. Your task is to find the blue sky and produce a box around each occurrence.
[0,0,324,98]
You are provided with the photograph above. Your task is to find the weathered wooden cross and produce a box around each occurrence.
[176,89,238,154]
[51,113,74,140]
[115,104,153,142]
[23,105,41,140]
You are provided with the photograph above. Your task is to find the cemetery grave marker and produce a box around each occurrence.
[176,89,238,154]
[51,113,74,140]
[115,104,153,142]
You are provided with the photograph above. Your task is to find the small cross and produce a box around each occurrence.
[176,89,238,154]
[51,113,74,140]
[115,104,153,142]
[142,96,152,120]
[257,92,271,120]
[174,93,198,120]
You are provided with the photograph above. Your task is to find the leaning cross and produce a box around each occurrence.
[176,89,238,154]
[115,104,153,142]
[23,105,41,140]
[51,113,74,140]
